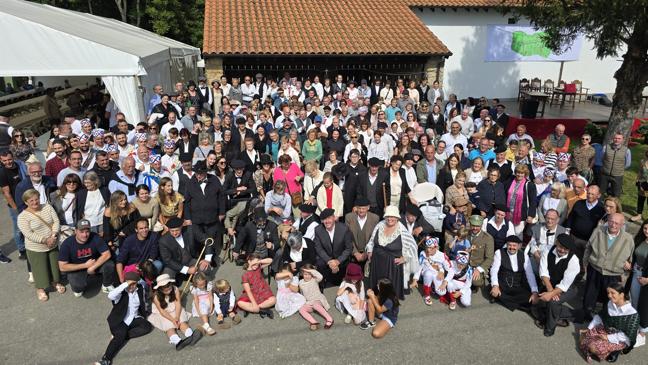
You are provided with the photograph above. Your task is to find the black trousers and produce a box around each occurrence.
[104,317,153,360]
[640,284,648,329]
[193,222,224,265]
[533,287,578,331]
[67,260,117,293]
[582,265,620,313]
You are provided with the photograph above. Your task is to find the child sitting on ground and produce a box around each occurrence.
[361,278,400,338]
[213,279,241,328]
[298,264,334,330]
[413,237,453,306]
[148,274,203,350]
[275,263,307,319]
[439,251,473,310]
[236,254,276,319]
[335,263,367,325]
[190,272,216,336]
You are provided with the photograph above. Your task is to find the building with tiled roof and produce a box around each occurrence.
[203,0,452,87]
[203,0,617,100]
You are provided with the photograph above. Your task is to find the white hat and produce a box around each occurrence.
[383,206,400,219]
[154,274,174,289]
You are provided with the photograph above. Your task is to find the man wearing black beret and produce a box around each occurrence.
[313,208,354,287]
[356,157,390,217]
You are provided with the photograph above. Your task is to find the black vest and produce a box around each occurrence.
[106,285,147,331]
[0,124,11,150]
[547,246,574,288]
[298,214,319,236]
[487,221,509,251]
[498,248,526,289]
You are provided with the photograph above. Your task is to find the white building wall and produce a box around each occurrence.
[415,8,620,99]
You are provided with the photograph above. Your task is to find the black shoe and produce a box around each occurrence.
[606,351,620,363]
[556,319,569,327]
[188,330,203,346]
[403,288,411,296]
[261,309,274,319]
[0,253,11,264]
[18,250,27,260]
[534,319,544,330]
[543,328,555,337]
[93,357,112,365]
[471,286,479,294]
[243,311,249,318]
[175,337,192,351]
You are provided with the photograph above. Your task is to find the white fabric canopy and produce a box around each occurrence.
[0,0,201,124]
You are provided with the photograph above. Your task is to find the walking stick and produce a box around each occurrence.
[181,237,214,297]
[382,182,387,208]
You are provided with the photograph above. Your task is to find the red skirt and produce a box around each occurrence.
[579,325,627,362]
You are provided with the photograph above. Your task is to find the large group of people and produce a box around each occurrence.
[0,72,646,364]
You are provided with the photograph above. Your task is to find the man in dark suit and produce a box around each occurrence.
[370,79,382,105]
[344,197,379,267]
[331,74,346,95]
[223,159,257,237]
[15,161,56,212]
[401,203,434,242]
[357,157,390,218]
[293,203,319,240]
[159,217,212,280]
[339,149,367,215]
[494,103,510,131]
[313,208,354,287]
[231,117,254,152]
[91,151,119,189]
[183,161,226,263]
[491,145,513,185]
[95,271,153,365]
[232,207,278,260]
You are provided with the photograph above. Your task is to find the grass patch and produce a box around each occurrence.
[622,142,648,216]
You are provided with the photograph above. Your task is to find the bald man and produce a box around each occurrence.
[549,124,570,154]
[582,213,634,318]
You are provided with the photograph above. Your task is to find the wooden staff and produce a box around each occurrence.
[382,182,387,208]
[181,237,214,297]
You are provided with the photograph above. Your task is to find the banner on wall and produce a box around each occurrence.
[485,25,583,62]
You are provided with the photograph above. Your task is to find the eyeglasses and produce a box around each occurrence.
[65,181,78,185]
[351,136,358,139]
[218,161,226,165]
[30,171,42,175]
[14,134,22,137]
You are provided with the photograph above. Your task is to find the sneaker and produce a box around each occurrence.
[0,253,11,264]
[205,326,216,336]
[28,272,34,283]
[94,357,112,365]
[18,250,27,260]
[360,320,376,330]
[101,285,115,293]
[449,301,457,310]
[635,333,646,347]
[424,296,433,306]
[344,314,352,324]
[73,291,83,298]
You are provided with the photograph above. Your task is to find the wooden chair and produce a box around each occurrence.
[517,78,530,101]
[543,79,554,94]
[572,80,589,102]
[530,77,542,92]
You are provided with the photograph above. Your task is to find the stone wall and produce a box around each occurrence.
[424,56,445,87]
[204,57,223,83]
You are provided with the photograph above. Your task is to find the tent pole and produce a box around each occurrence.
[557,61,564,84]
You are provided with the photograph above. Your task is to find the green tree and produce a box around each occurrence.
[145,0,204,48]
[508,1,648,145]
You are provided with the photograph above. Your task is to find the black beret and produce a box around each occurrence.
[320,208,335,220]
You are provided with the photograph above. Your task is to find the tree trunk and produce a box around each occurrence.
[114,0,128,23]
[88,0,93,14]
[604,26,648,146]
[136,0,141,27]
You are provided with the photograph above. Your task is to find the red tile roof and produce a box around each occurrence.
[203,0,451,56]
[408,1,520,7]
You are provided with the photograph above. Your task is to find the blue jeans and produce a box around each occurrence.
[8,207,24,252]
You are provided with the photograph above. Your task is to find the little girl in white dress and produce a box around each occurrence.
[190,273,216,335]
[274,264,306,318]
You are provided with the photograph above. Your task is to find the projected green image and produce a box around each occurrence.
[511,31,551,58]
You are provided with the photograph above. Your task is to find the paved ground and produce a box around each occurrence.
[0,201,644,365]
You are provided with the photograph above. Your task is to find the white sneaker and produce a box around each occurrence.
[101,285,115,293]
[636,333,646,347]
[28,272,34,283]
[344,314,352,324]
[73,291,83,298]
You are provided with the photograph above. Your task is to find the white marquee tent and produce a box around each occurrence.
[0,0,201,124]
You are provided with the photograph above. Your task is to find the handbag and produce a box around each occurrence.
[28,209,62,248]
[280,167,302,206]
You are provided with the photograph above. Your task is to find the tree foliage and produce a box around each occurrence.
[508,0,648,144]
[27,0,205,49]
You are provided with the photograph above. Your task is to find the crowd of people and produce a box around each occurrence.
[0,72,647,365]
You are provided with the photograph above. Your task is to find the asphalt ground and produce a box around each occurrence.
[0,205,645,364]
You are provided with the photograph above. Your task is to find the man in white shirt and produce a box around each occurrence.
[490,235,539,311]
[240,75,256,105]
[160,111,185,138]
[96,271,153,364]
[440,122,468,156]
[449,108,474,138]
[293,203,319,240]
[506,124,535,149]
[531,233,580,337]
[197,76,212,111]
[526,209,567,274]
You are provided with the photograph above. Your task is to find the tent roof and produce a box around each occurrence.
[0,0,200,76]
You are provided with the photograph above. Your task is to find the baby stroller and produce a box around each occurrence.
[410,183,446,233]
